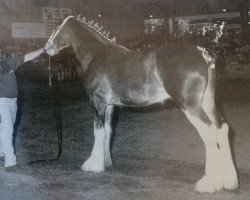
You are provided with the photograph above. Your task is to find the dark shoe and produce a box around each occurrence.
[5,164,23,173]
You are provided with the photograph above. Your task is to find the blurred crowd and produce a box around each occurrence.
[0,22,249,82]
[125,23,250,65]
[0,39,45,59]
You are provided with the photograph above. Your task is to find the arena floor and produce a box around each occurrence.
[0,64,250,200]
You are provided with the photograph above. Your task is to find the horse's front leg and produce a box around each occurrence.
[104,105,115,167]
[81,105,114,172]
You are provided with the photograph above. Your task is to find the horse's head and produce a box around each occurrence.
[46,16,74,56]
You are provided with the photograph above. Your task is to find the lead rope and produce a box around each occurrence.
[29,56,63,163]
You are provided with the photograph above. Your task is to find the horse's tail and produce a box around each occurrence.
[200,48,223,128]
[204,66,216,99]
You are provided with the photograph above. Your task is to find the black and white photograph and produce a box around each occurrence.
[0,0,250,199]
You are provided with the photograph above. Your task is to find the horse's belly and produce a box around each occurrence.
[147,86,171,104]
[120,84,171,106]
[139,85,171,105]
[113,66,172,106]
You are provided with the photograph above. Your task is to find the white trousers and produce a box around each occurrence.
[0,97,17,167]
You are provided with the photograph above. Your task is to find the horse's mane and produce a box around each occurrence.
[76,15,116,43]
[75,15,131,52]
[49,15,131,52]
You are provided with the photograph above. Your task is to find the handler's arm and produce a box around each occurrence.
[24,48,45,63]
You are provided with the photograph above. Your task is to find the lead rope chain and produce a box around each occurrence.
[29,56,63,164]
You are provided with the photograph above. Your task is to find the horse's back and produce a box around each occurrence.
[156,43,207,70]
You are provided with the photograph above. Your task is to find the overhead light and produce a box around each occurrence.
[98,14,101,18]
[222,9,226,12]
[150,15,153,18]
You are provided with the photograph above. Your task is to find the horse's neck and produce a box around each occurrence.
[68,24,107,73]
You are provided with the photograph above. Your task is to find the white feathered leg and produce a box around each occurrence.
[82,121,105,172]
[104,105,114,167]
[184,111,224,193]
[217,123,239,190]
[81,105,115,172]
[184,110,239,193]
[199,70,239,192]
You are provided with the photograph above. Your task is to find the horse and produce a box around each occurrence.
[45,16,239,193]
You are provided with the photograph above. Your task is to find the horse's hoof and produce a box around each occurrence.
[81,156,105,172]
[105,155,112,167]
[195,175,223,193]
[223,170,239,190]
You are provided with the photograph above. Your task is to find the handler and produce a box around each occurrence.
[0,43,52,171]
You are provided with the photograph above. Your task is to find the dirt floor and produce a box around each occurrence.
[0,63,250,200]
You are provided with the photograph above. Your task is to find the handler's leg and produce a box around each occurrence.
[0,98,17,167]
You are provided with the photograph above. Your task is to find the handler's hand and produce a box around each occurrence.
[43,42,53,52]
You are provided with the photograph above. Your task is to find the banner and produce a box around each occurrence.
[42,7,72,23]
[12,23,46,38]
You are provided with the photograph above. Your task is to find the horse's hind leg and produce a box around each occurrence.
[81,105,114,172]
[179,65,238,193]
[183,107,223,193]
[183,105,238,193]
[202,82,239,191]
[217,122,239,191]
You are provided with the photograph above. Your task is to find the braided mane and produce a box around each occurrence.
[76,15,116,44]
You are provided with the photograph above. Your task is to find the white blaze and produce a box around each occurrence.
[48,15,74,43]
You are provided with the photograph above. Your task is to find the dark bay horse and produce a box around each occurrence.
[46,16,238,193]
